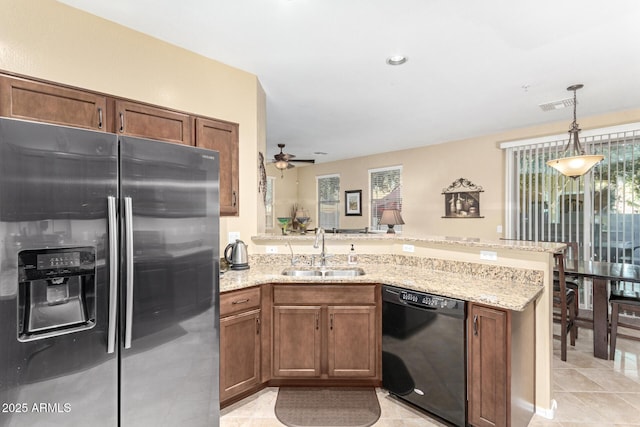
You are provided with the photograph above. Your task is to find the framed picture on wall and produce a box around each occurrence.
[345,190,362,216]
[441,178,484,218]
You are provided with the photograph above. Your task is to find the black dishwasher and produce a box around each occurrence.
[382,285,466,427]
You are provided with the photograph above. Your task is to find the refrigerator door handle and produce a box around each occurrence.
[124,196,134,349]
[107,196,118,354]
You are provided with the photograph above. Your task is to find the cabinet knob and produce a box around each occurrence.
[473,314,478,336]
[98,108,103,129]
[232,191,237,207]
[119,112,124,132]
[256,317,261,335]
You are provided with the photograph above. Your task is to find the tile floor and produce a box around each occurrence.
[221,329,640,426]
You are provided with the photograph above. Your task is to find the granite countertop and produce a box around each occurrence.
[252,233,564,253]
[220,255,544,312]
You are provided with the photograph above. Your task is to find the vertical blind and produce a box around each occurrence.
[265,176,275,230]
[369,166,402,231]
[317,174,340,229]
[503,123,640,264]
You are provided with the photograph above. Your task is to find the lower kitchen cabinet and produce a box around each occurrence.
[327,306,376,377]
[220,309,261,402]
[272,306,322,377]
[271,284,380,381]
[220,287,262,404]
[467,303,535,427]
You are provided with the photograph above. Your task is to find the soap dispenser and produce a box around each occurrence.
[347,244,358,265]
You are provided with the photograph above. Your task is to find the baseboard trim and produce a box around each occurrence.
[536,399,557,419]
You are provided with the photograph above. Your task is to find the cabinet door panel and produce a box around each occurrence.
[220,309,261,402]
[468,304,508,427]
[328,306,376,377]
[115,100,191,145]
[195,117,239,215]
[0,75,106,131]
[272,306,321,377]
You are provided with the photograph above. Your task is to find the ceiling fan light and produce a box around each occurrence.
[275,159,288,170]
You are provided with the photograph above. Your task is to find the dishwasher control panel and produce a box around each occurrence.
[400,290,453,308]
[383,285,465,314]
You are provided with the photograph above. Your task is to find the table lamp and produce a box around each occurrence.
[379,209,404,234]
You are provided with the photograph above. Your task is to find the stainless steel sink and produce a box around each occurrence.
[281,267,365,277]
[281,269,323,277]
[323,268,366,277]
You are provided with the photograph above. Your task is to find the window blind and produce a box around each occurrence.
[369,166,402,231]
[503,123,640,265]
[317,174,340,229]
[265,176,275,230]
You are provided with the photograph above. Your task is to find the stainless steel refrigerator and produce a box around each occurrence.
[0,118,220,426]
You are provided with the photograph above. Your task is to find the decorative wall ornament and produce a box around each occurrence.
[258,152,267,206]
[441,178,484,218]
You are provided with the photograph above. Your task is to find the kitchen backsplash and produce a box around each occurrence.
[249,254,544,286]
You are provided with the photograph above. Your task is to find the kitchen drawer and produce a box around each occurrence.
[273,284,377,305]
[220,286,261,317]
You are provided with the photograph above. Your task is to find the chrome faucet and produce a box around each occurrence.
[286,241,299,266]
[313,227,332,266]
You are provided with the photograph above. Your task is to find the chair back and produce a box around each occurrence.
[563,242,579,270]
[554,252,568,297]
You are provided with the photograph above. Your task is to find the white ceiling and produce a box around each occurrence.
[58,0,640,164]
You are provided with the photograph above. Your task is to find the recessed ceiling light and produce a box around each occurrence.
[313,151,328,155]
[386,55,407,66]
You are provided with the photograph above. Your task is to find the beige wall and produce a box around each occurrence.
[266,163,300,230]
[0,0,262,252]
[284,108,640,240]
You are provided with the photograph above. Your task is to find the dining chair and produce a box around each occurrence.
[553,252,578,361]
[609,286,640,360]
[561,242,581,325]
[550,242,581,336]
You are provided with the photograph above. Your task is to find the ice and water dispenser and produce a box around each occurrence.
[17,247,97,341]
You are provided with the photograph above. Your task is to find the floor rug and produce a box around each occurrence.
[275,387,381,427]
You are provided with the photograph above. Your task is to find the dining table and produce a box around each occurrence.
[562,260,640,359]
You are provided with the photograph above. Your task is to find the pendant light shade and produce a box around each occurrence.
[546,154,604,178]
[546,84,604,178]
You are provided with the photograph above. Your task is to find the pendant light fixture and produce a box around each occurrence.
[546,84,604,178]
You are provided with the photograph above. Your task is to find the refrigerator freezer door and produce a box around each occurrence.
[0,118,118,426]
[119,136,220,426]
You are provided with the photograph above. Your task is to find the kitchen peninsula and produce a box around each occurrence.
[220,234,561,426]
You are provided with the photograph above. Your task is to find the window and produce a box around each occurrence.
[265,176,275,230]
[503,123,640,263]
[317,174,340,229]
[369,166,402,232]
[503,123,640,311]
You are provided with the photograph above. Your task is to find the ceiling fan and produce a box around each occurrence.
[273,143,315,171]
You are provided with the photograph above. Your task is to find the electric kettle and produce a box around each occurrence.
[224,239,249,270]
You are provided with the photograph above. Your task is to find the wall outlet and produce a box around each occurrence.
[402,244,415,253]
[496,225,503,233]
[265,246,278,254]
[228,231,240,244]
[480,250,498,261]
